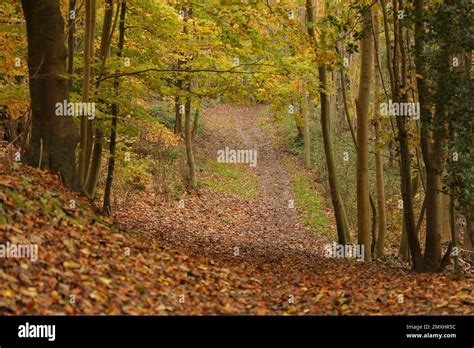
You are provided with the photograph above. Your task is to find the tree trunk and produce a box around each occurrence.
[305,0,348,244]
[399,173,420,260]
[67,0,76,91]
[379,0,425,270]
[98,0,114,65]
[21,0,80,191]
[395,0,424,270]
[414,0,445,272]
[180,4,196,190]
[85,128,103,196]
[174,94,182,135]
[293,107,304,140]
[191,107,199,143]
[301,83,311,168]
[373,4,387,257]
[79,0,94,187]
[339,192,351,243]
[103,0,126,215]
[424,11,452,270]
[184,96,197,190]
[356,7,373,262]
[422,134,443,269]
[450,188,460,272]
[320,66,348,245]
[85,0,115,197]
[440,190,451,242]
[467,210,474,257]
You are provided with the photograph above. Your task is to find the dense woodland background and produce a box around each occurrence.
[0,0,473,315]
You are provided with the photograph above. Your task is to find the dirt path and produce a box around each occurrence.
[202,104,328,264]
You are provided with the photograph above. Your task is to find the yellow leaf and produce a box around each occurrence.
[90,291,108,302]
[314,293,325,302]
[63,260,81,269]
[99,277,112,285]
[80,248,91,255]
[2,289,14,298]
[62,239,76,253]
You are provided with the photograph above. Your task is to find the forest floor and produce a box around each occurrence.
[0,104,473,315]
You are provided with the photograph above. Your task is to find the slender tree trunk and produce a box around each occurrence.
[174,2,186,136]
[467,209,474,255]
[399,173,420,260]
[98,0,114,66]
[380,0,397,171]
[369,194,377,256]
[79,0,94,187]
[399,215,409,260]
[293,106,304,140]
[184,96,197,190]
[85,0,114,197]
[103,1,126,215]
[320,66,347,245]
[181,3,196,190]
[394,0,424,270]
[89,0,97,79]
[373,120,387,256]
[338,69,358,244]
[174,94,182,135]
[21,0,80,191]
[356,7,373,262]
[86,128,103,196]
[373,4,387,257]
[305,0,348,244]
[67,0,76,91]
[301,83,311,168]
[339,192,351,243]
[380,0,425,269]
[450,188,460,273]
[423,170,442,270]
[191,107,199,143]
[440,190,451,241]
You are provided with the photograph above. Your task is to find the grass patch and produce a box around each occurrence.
[292,170,329,232]
[203,160,258,200]
[257,109,331,234]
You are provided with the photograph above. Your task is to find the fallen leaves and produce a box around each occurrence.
[0,105,472,316]
[63,260,81,269]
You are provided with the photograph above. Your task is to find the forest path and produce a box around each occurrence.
[116,104,473,315]
[197,103,328,264]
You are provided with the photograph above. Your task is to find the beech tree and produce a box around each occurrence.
[356,4,373,262]
[103,0,127,215]
[372,4,387,257]
[21,0,80,190]
[306,0,349,245]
